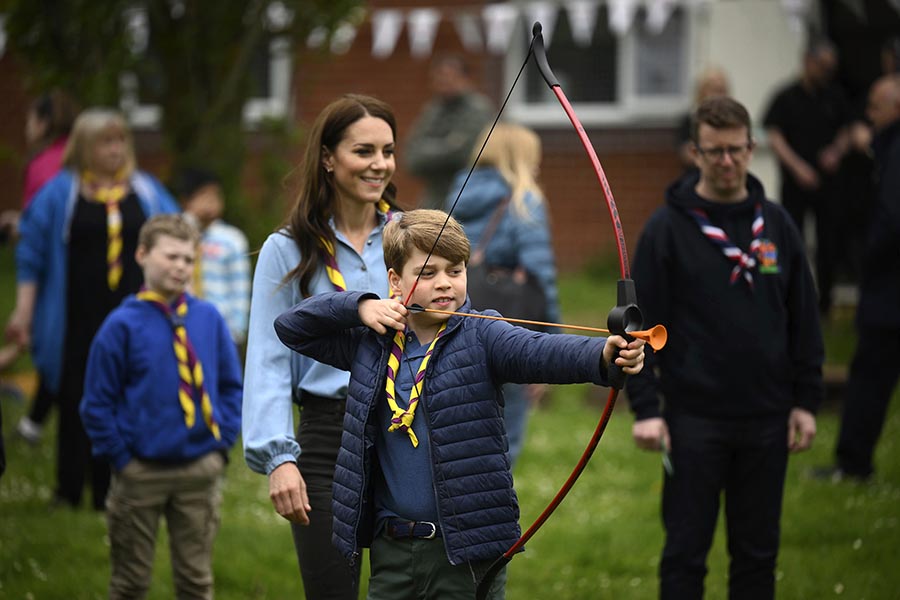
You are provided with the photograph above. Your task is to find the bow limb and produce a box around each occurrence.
[475,22,644,599]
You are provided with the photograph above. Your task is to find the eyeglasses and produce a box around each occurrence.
[695,142,753,161]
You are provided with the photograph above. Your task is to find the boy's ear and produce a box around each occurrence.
[135,245,147,267]
[387,267,403,297]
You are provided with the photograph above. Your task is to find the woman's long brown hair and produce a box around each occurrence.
[282,94,399,297]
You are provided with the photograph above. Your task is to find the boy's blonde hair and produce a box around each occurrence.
[138,214,200,251]
[63,108,137,176]
[383,209,470,272]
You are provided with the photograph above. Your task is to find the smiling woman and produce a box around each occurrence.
[241,94,402,600]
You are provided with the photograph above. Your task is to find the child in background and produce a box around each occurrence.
[274,209,645,599]
[80,214,242,598]
[173,168,250,346]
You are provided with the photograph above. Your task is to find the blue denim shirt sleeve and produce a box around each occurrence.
[242,225,392,476]
[242,233,305,475]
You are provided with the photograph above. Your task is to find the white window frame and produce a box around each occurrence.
[506,6,696,128]
[120,36,292,130]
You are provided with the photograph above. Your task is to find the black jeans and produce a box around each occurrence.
[57,362,110,509]
[660,413,788,600]
[836,325,900,477]
[290,394,360,600]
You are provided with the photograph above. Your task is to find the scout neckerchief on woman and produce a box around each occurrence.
[82,170,129,291]
[320,199,394,291]
[384,322,448,447]
[136,289,221,440]
[688,202,764,289]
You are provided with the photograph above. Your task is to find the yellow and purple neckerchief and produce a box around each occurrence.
[384,322,447,447]
[320,199,394,291]
[82,170,129,291]
[136,289,221,441]
[688,203,764,289]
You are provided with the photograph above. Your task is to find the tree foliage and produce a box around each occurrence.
[5,0,363,196]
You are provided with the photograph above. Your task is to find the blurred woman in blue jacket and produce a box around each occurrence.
[8,109,177,509]
[445,123,560,467]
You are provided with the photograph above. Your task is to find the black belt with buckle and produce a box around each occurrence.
[385,518,440,540]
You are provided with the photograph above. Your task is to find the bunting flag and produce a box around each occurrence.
[408,8,442,58]
[482,3,520,55]
[647,0,678,34]
[372,9,404,58]
[566,0,600,47]
[452,10,484,52]
[609,0,640,36]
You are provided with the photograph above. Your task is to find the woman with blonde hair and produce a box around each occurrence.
[7,108,177,509]
[444,121,561,467]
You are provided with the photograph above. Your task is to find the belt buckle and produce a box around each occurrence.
[420,521,437,539]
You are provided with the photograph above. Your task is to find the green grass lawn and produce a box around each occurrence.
[2,246,898,598]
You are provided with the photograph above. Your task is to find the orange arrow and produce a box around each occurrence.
[408,305,667,351]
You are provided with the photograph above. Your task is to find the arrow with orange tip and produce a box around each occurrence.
[407,304,668,351]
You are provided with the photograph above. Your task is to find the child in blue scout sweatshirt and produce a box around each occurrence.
[80,214,242,599]
[274,209,645,600]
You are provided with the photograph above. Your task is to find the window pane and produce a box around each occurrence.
[524,6,617,104]
[635,9,685,96]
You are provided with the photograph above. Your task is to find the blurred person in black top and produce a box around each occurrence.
[818,74,900,482]
[627,96,824,600]
[763,39,851,318]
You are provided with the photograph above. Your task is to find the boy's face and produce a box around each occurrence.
[389,248,466,321]
[136,234,196,301]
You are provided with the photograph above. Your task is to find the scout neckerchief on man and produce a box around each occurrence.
[137,289,221,440]
[689,202,764,289]
[320,199,394,291]
[82,170,129,291]
[384,322,448,447]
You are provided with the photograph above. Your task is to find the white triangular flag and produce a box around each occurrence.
[371,9,404,59]
[609,0,639,37]
[453,11,483,52]
[483,3,520,55]
[646,0,677,34]
[408,8,441,59]
[565,0,599,47]
[526,2,558,47]
[331,22,358,55]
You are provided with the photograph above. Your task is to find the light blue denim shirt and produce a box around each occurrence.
[242,218,392,475]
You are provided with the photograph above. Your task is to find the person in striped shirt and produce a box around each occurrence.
[174,168,251,346]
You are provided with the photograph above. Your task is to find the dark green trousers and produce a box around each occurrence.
[367,534,507,600]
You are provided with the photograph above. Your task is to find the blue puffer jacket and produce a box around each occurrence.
[275,291,610,565]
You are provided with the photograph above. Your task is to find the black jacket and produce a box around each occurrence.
[627,172,824,420]
[858,121,900,329]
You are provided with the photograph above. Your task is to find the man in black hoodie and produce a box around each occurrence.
[626,96,824,600]
[826,74,900,482]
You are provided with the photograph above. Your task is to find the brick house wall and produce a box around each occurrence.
[0,1,682,272]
